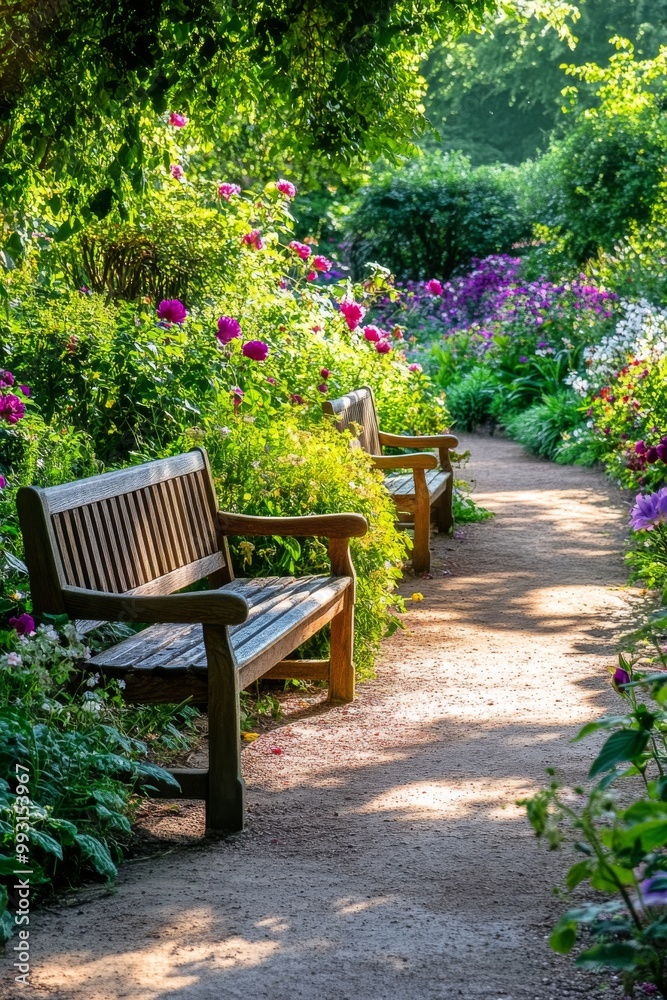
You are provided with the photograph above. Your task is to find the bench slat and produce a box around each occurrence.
[88,575,350,676]
[384,468,450,500]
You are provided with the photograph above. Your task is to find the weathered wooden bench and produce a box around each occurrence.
[16,448,367,832]
[323,387,458,573]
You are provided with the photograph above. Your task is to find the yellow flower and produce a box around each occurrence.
[411,592,424,602]
[241,732,260,742]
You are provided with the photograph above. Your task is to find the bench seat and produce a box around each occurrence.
[384,468,451,506]
[89,574,350,701]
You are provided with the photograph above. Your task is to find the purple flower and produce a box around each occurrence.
[646,447,659,464]
[317,383,328,393]
[168,112,188,127]
[612,667,630,690]
[426,279,443,296]
[170,164,185,180]
[320,368,330,379]
[157,299,187,324]
[630,487,667,531]
[0,370,14,388]
[9,613,35,636]
[636,440,647,455]
[519,356,528,364]
[230,386,244,408]
[276,179,296,198]
[640,876,667,907]
[242,340,269,362]
[290,394,305,405]
[19,385,30,397]
[216,316,241,344]
[0,394,26,424]
[0,474,6,489]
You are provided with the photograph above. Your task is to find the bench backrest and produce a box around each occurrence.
[17,449,230,618]
[322,386,381,456]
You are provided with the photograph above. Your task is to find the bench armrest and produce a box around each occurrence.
[216,511,368,539]
[378,432,459,450]
[372,453,438,471]
[61,586,249,625]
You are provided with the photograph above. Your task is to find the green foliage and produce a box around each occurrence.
[344,154,531,281]
[587,223,667,307]
[522,620,667,998]
[504,390,583,460]
[423,0,667,165]
[443,366,501,431]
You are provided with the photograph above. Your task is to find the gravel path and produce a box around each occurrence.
[3,434,645,1000]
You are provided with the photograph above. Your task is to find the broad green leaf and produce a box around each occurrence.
[74,834,117,879]
[589,729,649,777]
[575,942,638,970]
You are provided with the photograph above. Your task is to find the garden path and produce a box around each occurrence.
[5,435,643,1000]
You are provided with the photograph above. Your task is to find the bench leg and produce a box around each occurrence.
[204,624,245,833]
[329,591,355,703]
[412,470,431,574]
[437,476,454,533]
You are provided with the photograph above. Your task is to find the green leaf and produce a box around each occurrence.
[575,942,638,970]
[565,860,593,890]
[74,834,117,879]
[28,827,63,860]
[549,921,577,954]
[589,729,649,777]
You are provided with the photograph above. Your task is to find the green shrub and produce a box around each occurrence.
[344,153,530,281]
[444,366,501,431]
[504,390,583,460]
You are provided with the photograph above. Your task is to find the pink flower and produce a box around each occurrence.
[0,475,6,489]
[9,613,35,636]
[266,377,277,385]
[216,316,241,344]
[290,394,305,404]
[170,164,185,180]
[318,383,328,393]
[168,112,188,127]
[218,182,241,201]
[340,300,365,331]
[376,340,391,355]
[0,370,14,388]
[276,179,296,198]
[288,240,311,260]
[0,394,26,424]
[426,279,443,296]
[320,368,330,379]
[307,271,317,282]
[242,229,264,250]
[312,255,332,272]
[19,385,30,397]
[242,340,269,361]
[157,299,187,324]
[363,325,381,343]
[231,386,244,408]
[408,363,423,373]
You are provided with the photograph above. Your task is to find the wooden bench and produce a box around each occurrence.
[16,449,367,832]
[323,387,458,574]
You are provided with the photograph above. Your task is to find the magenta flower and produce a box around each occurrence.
[170,164,185,180]
[242,229,264,250]
[19,385,30,397]
[519,356,528,364]
[218,182,241,201]
[276,179,296,198]
[320,368,330,379]
[376,340,391,355]
[657,444,667,462]
[0,474,5,489]
[9,613,35,636]
[168,112,188,127]
[0,370,14,388]
[340,300,365,331]
[646,447,659,464]
[0,394,26,424]
[318,383,328,393]
[290,394,305,405]
[216,316,241,344]
[157,299,187,324]
[231,386,244,408]
[288,240,311,260]
[307,271,317,282]
[635,440,647,455]
[266,377,277,385]
[408,363,422,373]
[242,340,269,361]
[630,487,667,531]
[426,279,443,296]
[312,255,331,273]
[363,325,381,343]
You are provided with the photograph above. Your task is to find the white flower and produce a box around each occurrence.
[85,673,100,688]
[6,652,22,667]
[43,626,58,641]
[83,647,91,660]
[117,679,126,690]
[81,700,103,713]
